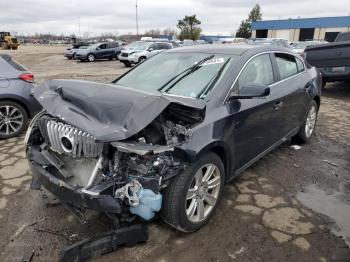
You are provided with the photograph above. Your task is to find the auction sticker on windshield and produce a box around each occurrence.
[202,57,225,66]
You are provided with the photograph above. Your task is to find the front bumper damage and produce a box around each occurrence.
[26,111,190,220]
[25,79,205,260]
[29,160,122,214]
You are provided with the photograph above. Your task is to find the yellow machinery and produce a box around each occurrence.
[0,32,19,50]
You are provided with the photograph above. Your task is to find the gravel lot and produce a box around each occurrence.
[0,45,349,262]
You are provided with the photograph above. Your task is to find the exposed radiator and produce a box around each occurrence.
[46,120,103,158]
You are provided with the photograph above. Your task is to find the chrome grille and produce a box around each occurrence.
[46,120,103,158]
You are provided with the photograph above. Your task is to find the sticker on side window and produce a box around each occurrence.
[201,57,225,66]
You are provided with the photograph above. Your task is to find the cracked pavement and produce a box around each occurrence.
[0,45,349,261]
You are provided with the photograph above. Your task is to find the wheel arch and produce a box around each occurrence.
[0,96,30,118]
[190,141,232,182]
[313,95,320,112]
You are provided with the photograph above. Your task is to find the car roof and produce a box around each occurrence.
[166,44,293,56]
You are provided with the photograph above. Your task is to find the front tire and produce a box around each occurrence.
[87,54,95,62]
[292,100,318,143]
[0,101,28,139]
[123,61,131,67]
[161,152,224,232]
[138,57,146,63]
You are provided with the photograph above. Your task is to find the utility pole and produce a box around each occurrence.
[78,17,81,40]
[136,0,139,38]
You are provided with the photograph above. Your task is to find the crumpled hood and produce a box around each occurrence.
[34,79,205,142]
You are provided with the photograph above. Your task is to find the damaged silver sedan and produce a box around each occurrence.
[26,45,321,233]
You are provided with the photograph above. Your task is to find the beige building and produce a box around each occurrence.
[251,16,350,42]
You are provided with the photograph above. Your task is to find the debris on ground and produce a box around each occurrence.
[322,159,338,167]
[59,224,148,262]
[290,145,302,150]
[21,249,35,262]
[10,218,45,242]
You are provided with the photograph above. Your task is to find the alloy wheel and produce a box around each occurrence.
[305,104,317,138]
[186,163,221,223]
[0,105,24,136]
[88,54,95,62]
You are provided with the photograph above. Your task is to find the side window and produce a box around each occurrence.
[159,43,167,50]
[296,58,305,73]
[99,44,107,49]
[149,43,158,50]
[275,53,298,79]
[107,42,117,48]
[238,54,274,89]
[159,43,171,49]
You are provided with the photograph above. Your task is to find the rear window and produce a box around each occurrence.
[275,53,298,80]
[0,54,27,72]
[335,33,350,42]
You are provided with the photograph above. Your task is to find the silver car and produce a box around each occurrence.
[118,41,173,67]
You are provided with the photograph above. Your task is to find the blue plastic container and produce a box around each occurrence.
[130,189,162,220]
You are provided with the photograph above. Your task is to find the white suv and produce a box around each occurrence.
[119,41,173,67]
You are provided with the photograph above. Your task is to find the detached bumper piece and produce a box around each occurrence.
[59,224,148,262]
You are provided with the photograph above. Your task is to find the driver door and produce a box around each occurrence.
[96,43,108,58]
[231,53,285,170]
[147,43,162,58]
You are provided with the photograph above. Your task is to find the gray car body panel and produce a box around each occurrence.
[0,54,42,117]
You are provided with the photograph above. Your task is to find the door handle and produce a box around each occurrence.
[273,101,283,109]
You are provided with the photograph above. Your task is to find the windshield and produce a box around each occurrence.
[128,41,151,51]
[115,52,235,99]
[89,43,100,49]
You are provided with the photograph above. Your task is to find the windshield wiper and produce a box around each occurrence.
[157,55,215,93]
[196,57,231,99]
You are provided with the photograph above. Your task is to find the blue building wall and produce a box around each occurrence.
[252,16,350,30]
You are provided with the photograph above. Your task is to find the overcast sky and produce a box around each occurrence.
[1,0,349,36]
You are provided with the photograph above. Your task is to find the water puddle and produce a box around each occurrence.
[297,184,350,247]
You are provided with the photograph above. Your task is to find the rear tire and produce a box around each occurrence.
[292,100,318,143]
[160,152,225,232]
[0,101,28,139]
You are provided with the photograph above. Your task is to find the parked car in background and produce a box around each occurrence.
[71,42,90,49]
[74,42,124,62]
[26,45,320,233]
[0,54,41,139]
[213,38,248,44]
[118,41,172,66]
[290,41,327,55]
[334,32,350,42]
[194,40,208,45]
[305,41,350,88]
[64,45,89,59]
[249,38,291,49]
[178,39,195,47]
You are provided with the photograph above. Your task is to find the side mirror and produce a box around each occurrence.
[228,83,270,100]
[148,48,154,52]
[96,47,100,50]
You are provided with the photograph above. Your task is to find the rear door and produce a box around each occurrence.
[232,53,284,170]
[271,52,311,136]
[106,42,117,57]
